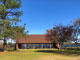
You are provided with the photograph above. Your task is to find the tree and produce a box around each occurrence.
[0,41,3,48]
[0,0,26,51]
[46,25,73,49]
[72,18,80,48]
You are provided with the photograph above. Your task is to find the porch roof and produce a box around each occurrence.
[17,34,52,44]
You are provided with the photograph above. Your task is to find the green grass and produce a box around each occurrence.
[0,48,80,60]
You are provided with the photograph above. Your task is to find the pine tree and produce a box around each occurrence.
[0,0,26,51]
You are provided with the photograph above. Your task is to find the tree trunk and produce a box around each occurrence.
[76,43,78,49]
[3,37,7,52]
[75,42,78,49]
[3,21,7,52]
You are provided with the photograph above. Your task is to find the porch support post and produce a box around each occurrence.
[26,44,28,49]
[15,43,18,50]
[33,44,35,49]
[42,43,44,49]
[50,43,52,49]
[25,43,26,49]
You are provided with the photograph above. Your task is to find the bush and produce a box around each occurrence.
[7,48,15,51]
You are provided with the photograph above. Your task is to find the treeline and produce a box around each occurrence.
[46,18,80,49]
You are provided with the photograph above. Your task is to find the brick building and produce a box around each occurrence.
[16,34,53,49]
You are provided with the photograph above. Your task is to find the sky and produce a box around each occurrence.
[19,0,80,34]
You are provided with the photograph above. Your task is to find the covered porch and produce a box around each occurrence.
[17,43,52,49]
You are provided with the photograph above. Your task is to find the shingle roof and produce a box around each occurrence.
[17,34,52,44]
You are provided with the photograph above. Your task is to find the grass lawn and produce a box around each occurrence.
[0,48,80,60]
